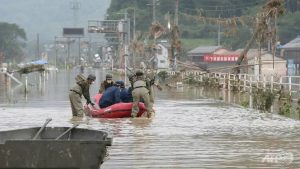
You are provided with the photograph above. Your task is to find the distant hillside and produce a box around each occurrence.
[0,0,110,41]
[106,0,300,49]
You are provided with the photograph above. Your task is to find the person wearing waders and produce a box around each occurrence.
[145,71,162,105]
[131,70,154,118]
[69,74,96,117]
[99,74,114,93]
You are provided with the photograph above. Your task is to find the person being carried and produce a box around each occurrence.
[99,74,114,93]
[131,70,154,118]
[99,80,123,108]
[69,74,96,117]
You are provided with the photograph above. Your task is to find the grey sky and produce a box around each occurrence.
[0,0,110,41]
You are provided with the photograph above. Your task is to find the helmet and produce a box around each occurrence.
[115,80,124,87]
[106,74,112,80]
[135,70,144,77]
[87,74,96,81]
[128,74,135,81]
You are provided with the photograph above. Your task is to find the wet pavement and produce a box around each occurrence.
[1,69,300,168]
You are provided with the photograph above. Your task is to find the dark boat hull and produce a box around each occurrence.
[0,127,112,169]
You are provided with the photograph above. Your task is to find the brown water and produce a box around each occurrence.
[1,69,300,168]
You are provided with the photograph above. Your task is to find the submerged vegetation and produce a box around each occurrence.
[181,73,300,118]
[252,88,276,112]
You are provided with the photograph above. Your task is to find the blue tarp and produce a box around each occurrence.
[31,60,48,65]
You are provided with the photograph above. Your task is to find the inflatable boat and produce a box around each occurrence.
[84,94,147,118]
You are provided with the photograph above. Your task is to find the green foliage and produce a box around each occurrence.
[279,100,292,116]
[0,22,26,63]
[107,0,300,51]
[297,99,300,119]
[181,38,215,51]
[278,11,300,44]
[252,88,275,112]
[241,100,249,108]
[222,26,252,49]
[185,74,198,85]
[157,71,169,82]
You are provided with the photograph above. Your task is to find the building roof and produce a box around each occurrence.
[281,36,300,49]
[188,46,222,54]
[213,48,236,55]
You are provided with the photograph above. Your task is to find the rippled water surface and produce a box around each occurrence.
[1,69,300,168]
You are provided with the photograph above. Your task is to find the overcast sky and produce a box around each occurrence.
[0,0,110,41]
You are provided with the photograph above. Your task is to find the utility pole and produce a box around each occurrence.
[273,9,278,70]
[148,0,159,23]
[133,8,136,68]
[153,0,156,23]
[218,15,221,46]
[70,0,80,27]
[36,33,40,60]
[54,36,58,69]
[173,0,179,70]
[175,0,179,25]
[78,37,81,65]
[67,38,71,69]
[133,8,136,41]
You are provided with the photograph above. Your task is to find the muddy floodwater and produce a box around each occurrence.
[1,69,300,168]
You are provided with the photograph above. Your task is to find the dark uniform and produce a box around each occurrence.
[131,70,154,118]
[99,81,123,108]
[69,74,96,117]
[99,74,114,93]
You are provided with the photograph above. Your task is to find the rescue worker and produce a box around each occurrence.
[131,70,154,118]
[144,70,162,105]
[69,74,96,117]
[99,80,123,108]
[99,74,114,93]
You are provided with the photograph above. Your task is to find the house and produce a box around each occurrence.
[243,49,287,76]
[280,36,300,75]
[188,46,222,63]
[151,42,170,69]
[188,46,241,72]
[203,48,240,72]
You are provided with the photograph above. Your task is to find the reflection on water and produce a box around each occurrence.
[1,69,300,168]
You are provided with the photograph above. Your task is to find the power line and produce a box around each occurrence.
[183,0,266,9]
[180,0,266,15]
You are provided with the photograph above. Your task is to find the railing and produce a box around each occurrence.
[0,72,23,85]
[166,70,300,97]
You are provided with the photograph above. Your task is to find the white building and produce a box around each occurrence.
[153,43,170,69]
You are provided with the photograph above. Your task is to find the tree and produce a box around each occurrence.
[0,22,27,63]
[278,11,300,44]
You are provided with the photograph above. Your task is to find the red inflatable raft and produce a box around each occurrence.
[84,94,147,118]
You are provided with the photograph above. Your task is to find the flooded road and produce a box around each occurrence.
[1,69,300,168]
